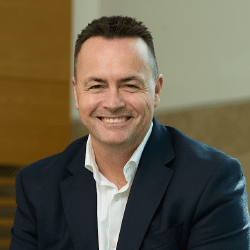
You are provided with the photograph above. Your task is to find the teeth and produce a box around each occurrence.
[101,117,128,123]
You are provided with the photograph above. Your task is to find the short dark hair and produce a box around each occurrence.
[74,15,158,82]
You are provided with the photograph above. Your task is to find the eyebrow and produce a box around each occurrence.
[83,76,144,86]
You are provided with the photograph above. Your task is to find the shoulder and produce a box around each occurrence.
[166,125,237,161]
[163,126,244,212]
[165,125,242,176]
[18,135,89,180]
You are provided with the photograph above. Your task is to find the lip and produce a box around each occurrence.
[96,116,132,126]
[97,116,131,119]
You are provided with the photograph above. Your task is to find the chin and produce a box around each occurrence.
[101,137,129,146]
[97,133,132,146]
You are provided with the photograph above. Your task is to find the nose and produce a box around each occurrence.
[103,87,126,112]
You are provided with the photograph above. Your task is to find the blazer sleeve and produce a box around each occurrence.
[186,158,250,250]
[10,169,38,250]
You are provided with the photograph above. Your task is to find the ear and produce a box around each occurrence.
[154,74,163,108]
[72,76,79,110]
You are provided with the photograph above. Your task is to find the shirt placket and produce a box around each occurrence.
[108,190,125,250]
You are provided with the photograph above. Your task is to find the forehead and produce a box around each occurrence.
[80,36,149,55]
[77,36,152,79]
[78,36,151,65]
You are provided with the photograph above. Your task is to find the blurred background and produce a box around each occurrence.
[0,0,249,248]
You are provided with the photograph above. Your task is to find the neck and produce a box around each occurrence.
[89,121,152,185]
[91,139,139,185]
[92,140,137,169]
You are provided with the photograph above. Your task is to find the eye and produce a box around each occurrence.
[89,85,102,89]
[124,84,138,88]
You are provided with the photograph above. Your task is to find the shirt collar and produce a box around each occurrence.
[85,121,153,184]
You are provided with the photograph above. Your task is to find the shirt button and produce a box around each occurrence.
[114,194,119,201]
[110,241,116,248]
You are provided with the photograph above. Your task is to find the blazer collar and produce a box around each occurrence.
[60,116,175,250]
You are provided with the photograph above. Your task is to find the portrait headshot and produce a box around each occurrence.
[4,1,250,250]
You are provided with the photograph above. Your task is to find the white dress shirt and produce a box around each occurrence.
[85,121,153,250]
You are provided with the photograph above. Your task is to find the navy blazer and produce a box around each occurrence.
[10,117,250,249]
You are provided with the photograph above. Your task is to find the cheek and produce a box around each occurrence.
[128,93,154,113]
[78,95,99,114]
[140,91,155,108]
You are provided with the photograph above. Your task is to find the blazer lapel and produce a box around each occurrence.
[117,117,176,250]
[59,117,175,250]
[60,140,99,250]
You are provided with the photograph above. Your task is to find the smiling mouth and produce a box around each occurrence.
[98,116,131,124]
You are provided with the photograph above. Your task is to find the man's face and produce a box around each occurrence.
[72,36,163,150]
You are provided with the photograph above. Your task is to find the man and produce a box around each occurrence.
[10,15,250,249]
